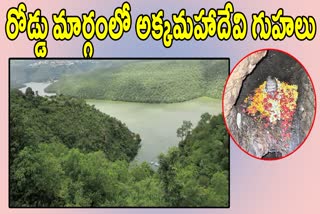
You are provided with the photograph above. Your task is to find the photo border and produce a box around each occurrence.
[9,57,230,209]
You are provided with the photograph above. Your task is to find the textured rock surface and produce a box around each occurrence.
[231,108,270,157]
[224,50,267,119]
[297,69,315,142]
[223,50,268,158]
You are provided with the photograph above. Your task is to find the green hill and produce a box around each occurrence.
[10,89,229,207]
[158,113,229,206]
[45,60,228,103]
[10,88,141,163]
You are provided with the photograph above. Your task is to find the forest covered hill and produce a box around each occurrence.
[10,88,141,162]
[10,89,229,207]
[45,60,228,103]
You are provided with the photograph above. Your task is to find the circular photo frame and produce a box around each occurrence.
[222,48,316,160]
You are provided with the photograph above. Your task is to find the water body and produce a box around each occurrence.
[19,82,56,96]
[87,98,221,163]
[19,82,222,163]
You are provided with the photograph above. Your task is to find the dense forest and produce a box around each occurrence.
[10,89,229,207]
[45,60,228,103]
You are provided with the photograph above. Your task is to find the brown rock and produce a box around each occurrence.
[224,50,267,119]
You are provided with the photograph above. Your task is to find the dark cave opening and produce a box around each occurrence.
[236,51,304,107]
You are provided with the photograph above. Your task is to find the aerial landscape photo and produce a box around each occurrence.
[9,59,229,207]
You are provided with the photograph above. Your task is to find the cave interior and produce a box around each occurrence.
[234,50,314,159]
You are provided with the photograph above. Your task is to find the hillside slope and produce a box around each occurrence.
[10,88,141,162]
[45,60,228,103]
[10,90,229,207]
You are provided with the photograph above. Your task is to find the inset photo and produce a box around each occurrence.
[223,49,316,160]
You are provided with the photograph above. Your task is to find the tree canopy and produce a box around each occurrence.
[10,89,229,207]
[45,60,228,103]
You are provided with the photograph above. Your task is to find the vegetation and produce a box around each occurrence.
[10,60,125,88]
[159,113,229,207]
[10,88,141,162]
[45,60,228,103]
[10,89,229,207]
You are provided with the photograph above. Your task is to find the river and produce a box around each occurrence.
[19,82,222,163]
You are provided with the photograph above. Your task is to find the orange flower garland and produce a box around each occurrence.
[244,79,298,140]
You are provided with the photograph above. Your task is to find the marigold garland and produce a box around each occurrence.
[244,78,298,141]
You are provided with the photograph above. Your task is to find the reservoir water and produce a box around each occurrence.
[87,98,221,163]
[20,82,222,163]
